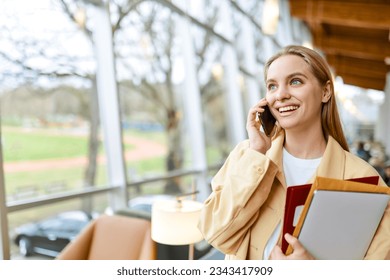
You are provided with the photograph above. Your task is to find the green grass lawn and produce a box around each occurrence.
[3,129,91,162]
[2,127,139,162]
[2,125,222,197]
[2,126,167,195]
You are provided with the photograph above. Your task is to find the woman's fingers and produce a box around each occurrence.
[284,233,315,260]
[246,98,272,154]
[284,234,302,251]
[269,245,286,260]
[247,98,268,126]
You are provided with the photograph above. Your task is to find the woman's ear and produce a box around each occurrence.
[321,81,332,103]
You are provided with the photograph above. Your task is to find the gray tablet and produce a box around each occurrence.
[298,190,389,260]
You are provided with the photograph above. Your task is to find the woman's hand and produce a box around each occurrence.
[269,233,315,260]
[246,99,272,154]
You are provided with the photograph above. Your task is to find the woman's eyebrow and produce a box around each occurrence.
[265,78,276,84]
[286,72,308,80]
[266,72,308,84]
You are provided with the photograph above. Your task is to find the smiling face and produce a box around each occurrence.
[265,54,330,134]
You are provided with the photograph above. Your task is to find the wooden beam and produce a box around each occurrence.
[290,1,390,29]
[289,0,390,91]
[313,31,390,61]
[322,24,388,39]
[326,54,388,90]
[339,74,385,91]
[326,54,389,81]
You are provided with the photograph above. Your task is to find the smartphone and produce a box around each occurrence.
[260,105,276,137]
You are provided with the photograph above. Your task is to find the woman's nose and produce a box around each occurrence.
[275,86,291,101]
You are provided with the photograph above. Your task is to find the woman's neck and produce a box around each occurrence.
[284,126,327,159]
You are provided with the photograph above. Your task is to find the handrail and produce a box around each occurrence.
[6,164,222,213]
[6,185,118,213]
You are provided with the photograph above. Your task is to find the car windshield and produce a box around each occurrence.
[39,219,62,231]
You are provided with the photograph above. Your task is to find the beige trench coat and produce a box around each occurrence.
[198,129,390,260]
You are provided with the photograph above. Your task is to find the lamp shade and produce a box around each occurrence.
[151,199,204,245]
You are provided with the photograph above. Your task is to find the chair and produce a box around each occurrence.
[56,214,156,260]
[115,208,224,260]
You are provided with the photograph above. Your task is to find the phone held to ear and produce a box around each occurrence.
[260,105,276,137]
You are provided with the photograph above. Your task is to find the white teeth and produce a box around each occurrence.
[279,106,299,113]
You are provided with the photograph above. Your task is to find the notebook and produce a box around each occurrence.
[285,176,390,259]
[281,176,379,253]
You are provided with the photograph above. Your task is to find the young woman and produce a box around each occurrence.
[198,45,390,260]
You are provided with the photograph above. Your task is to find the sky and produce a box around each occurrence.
[0,0,94,89]
[0,0,385,122]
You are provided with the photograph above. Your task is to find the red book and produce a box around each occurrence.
[281,176,380,253]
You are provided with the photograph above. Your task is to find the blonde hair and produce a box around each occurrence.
[264,45,349,151]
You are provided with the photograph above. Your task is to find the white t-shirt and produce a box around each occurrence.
[263,148,322,259]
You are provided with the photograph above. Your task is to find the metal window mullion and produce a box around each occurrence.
[219,0,247,146]
[91,3,128,210]
[239,16,262,111]
[0,126,10,260]
[175,3,209,201]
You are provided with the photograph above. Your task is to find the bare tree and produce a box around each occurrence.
[115,0,223,192]
[0,0,99,211]
[0,0,224,197]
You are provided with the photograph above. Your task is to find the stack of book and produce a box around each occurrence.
[282,176,390,259]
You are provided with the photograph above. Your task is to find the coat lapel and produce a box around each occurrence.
[313,136,346,181]
[266,129,286,188]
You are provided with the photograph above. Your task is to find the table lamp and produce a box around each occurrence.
[151,193,204,260]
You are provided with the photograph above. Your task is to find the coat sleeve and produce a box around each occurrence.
[198,140,279,255]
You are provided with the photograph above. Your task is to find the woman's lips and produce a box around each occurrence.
[278,105,299,113]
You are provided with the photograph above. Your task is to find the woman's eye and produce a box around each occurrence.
[291,79,302,85]
[268,84,277,91]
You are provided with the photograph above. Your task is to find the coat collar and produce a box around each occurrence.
[266,129,346,186]
[266,128,286,187]
[313,135,346,181]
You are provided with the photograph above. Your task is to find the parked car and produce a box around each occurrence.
[128,194,175,213]
[13,211,94,258]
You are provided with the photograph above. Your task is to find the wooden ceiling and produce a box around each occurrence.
[289,0,390,91]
